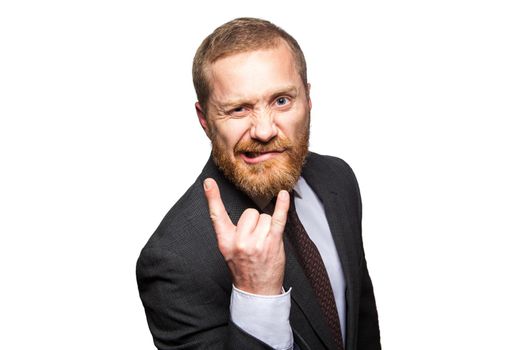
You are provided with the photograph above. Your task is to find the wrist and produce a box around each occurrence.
[233,283,283,295]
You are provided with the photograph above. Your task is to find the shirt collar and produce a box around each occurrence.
[294,176,306,199]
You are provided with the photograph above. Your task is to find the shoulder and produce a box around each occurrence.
[137,173,227,270]
[305,151,360,190]
[307,151,355,172]
[136,175,232,289]
[142,180,207,251]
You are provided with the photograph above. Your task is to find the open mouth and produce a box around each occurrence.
[240,149,285,163]
[244,152,263,158]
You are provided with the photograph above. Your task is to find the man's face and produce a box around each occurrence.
[196,42,311,200]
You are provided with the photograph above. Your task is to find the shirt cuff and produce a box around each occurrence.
[230,285,293,350]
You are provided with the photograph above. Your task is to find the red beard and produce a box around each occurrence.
[211,125,309,200]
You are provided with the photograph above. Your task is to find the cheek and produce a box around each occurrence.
[214,120,250,150]
[276,110,309,139]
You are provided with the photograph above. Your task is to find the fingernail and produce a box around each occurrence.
[278,190,288,200]
[204,179,211,190]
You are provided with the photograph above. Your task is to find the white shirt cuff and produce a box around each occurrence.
[230,285,293,350]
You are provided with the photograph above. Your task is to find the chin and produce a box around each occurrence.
[211,125,310,199]
[214,150,306,199]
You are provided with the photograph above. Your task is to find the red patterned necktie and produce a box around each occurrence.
[286,194,344,350]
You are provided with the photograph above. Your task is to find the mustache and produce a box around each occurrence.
[234,137,292,154]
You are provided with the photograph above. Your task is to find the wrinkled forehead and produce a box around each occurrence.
[208,37,285,64]
[206,44,303,104]
[204,40,299,83]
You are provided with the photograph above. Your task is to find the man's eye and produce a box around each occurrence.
[229,106,248,116]
[275,97,290,106]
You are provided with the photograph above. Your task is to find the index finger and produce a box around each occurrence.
[203,178,234,235]
[270,190,290,236]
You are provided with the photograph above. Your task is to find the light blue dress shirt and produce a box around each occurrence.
[230,176,346,349]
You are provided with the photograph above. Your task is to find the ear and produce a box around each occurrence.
[307,83,312,110]
[195,102,211,139]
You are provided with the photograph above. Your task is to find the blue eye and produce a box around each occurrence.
[276,97,289,106]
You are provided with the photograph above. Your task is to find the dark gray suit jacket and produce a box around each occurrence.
[137,152,381,349]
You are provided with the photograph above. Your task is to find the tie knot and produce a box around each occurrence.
[288,190,297,208]
[262,191,295,215]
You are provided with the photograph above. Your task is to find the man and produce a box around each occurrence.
[137,17,380,350]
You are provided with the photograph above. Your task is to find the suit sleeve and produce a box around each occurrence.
[356,258,381,350]
[136,246,275,350]
[350,162,381,350]
[332,155,381,349]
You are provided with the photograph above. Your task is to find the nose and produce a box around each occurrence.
[250,112,278,142]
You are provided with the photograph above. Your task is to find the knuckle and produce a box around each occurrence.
[253,243,265,255]
[259,213,271,221]
[244,208,260,218]
[272,216,286,227]
[233,240,260,256]
[217,241,229,254]
[234,241,248,253]
[209,207,221,219]
[234,241,248,254]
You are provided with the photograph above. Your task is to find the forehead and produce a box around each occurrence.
[207,44,302,102]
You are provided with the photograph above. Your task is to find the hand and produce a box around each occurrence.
[203,178,290,295]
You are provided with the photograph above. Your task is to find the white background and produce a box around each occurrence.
[1,1,524,349]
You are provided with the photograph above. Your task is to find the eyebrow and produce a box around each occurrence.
[269,86,298,100]
[217,99,256,112]
[217,86,299,111]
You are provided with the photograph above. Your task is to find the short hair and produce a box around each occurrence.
[192,17,308,114]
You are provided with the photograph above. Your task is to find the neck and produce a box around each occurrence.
[250,194,273,211]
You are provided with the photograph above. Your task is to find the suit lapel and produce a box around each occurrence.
[284,235,339,350]
[301,154,361,349]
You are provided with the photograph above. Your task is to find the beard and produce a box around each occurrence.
[211,123,310,200]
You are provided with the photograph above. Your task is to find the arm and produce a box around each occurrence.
[325,154,381,349]
[230,286,293,349]
[356,258,381,350]
[136,179,293,349]
[347,159,381,349]
[137,246,277,350]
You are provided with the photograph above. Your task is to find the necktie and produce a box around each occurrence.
[286,194,344,350]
